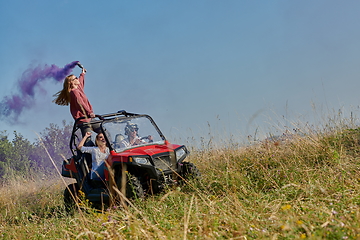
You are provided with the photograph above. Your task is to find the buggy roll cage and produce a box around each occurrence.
[69,110,166,156]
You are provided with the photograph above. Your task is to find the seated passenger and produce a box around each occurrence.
[77,132,110,180]
[120,123,153,148]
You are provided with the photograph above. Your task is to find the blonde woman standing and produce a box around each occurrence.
[53,63,99,136]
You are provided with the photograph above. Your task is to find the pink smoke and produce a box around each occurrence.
[0,61,79,123]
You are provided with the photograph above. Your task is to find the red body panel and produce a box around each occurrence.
[64,157,77,173]
[108,142,182,164]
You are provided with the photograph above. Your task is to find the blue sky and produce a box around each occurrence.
[1,0,360,145]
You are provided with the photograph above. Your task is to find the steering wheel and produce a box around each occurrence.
[140,135,153,143]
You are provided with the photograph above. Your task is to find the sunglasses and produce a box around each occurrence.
[130,128,138,132]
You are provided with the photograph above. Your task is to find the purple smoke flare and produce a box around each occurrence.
[0,61,79,123]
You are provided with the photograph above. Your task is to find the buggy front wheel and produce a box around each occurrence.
[116,173,145,200]
[181,162,201,180]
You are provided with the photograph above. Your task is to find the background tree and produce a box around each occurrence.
[0,131,34,180]
[0,120,73,180]
[32,120,73,174]
[0,131,13,178]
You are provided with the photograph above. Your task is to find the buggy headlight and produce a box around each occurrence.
[175,148,186,160]
[133,157,151,165]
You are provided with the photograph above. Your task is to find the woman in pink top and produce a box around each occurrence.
[53,64,99,136]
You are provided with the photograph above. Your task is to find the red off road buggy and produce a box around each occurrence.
[62,110,199,210]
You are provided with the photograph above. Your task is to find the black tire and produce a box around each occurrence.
[181,162,201,180]
[126,174,145,199]
[115,173,145,201]
[64,183,79,213]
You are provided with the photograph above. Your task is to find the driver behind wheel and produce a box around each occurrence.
[120,123,153,148]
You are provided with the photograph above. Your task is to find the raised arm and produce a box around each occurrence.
[75,71,95,118]
[77,132,92,150]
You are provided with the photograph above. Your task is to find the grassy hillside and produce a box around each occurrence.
[1,126,360,239]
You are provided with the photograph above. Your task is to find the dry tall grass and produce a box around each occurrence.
[1,123,360,239]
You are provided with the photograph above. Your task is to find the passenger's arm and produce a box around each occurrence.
[77,132,92,150]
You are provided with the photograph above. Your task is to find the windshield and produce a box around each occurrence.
[103,116,165,152]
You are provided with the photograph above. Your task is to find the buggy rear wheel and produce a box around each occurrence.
[64,183,80,213]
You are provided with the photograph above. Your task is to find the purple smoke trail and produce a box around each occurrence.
[0,61,79,123]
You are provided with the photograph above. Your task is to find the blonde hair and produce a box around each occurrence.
[53,75,75,106]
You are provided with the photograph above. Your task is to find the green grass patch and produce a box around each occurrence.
[1,126,360,239]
